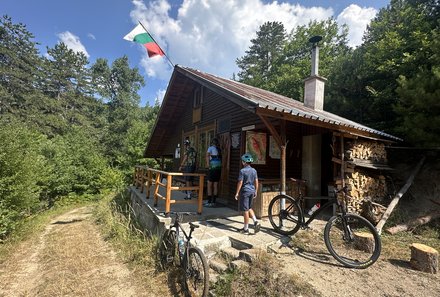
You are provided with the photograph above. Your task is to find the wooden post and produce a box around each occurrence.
[146,169,152,199]
[280,119,287,195]
[340,135,345,188]
[280,145,286,195]
[165,174,172,216]
[153,172,161,207]
[198,174,205,214]
[376,156,426,234]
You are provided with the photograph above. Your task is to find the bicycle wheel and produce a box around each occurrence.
[184,246,209,297]
[268,194,302,235]
[159,229,178,269]
[324,213,381,269]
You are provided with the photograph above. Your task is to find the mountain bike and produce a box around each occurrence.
[268,179,381,269]
[159,212,209,297]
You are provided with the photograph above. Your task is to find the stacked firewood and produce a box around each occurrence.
[333,139,390,220]
[345,140,387,163]
[336,175,387,213]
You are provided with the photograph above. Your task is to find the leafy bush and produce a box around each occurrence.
[0,121,50,238]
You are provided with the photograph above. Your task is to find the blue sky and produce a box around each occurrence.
[1,0,390,106]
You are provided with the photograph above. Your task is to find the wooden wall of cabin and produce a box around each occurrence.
[157,80,334,206]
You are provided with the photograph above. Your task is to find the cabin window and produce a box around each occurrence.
[183,124,215,169]
[193,87,203,108]
[192,87,203,123]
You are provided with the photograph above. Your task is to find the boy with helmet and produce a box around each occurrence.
[179,138,197,199]
[205,138,222,207]
[234,153,261,234]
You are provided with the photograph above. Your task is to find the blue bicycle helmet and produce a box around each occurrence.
[241,153,254,163]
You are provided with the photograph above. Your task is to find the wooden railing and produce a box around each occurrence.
[133,165,205,216]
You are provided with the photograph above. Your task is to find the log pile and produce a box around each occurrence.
[334,139,389,217]
[336,172,388,215]
[346,140,387,163]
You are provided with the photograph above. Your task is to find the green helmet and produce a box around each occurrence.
[241,153,253,163]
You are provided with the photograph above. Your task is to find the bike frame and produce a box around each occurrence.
[292,191,347,228]
[173,218,195,269]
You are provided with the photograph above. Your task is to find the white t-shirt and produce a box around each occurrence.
[207,145,219,159]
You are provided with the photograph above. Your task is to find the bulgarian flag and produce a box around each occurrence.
[124,24,165,58]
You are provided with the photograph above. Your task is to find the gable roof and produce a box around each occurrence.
[145,65,401,157]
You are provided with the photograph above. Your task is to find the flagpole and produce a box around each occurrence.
[138,21,174,68]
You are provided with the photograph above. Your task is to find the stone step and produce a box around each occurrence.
[230,259,249,270]
[209,258,228,274]
[220,246,241,260]
[239,248,261,263]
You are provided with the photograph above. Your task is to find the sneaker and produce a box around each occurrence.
[184,196,191,200]
[203,201,211,206]
[239,228,249,234]
[254,221,261,234]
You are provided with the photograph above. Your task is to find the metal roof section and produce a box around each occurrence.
[177,65,402,142]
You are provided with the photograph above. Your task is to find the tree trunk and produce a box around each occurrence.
[376,156,426,234]
[386,210,440,234]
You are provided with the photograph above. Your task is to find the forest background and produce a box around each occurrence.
[1,0,439,240]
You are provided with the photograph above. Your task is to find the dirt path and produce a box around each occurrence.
[268,227,440,297]
[0,207,160,297]
[1,207,439,297]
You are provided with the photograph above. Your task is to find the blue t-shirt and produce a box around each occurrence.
[238,165,258,193]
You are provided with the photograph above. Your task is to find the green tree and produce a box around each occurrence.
[271,19,350,101]
[43,127,109,201]
[0,15,41,117]
[237,19,350,101]
[91,56,145,172]
[329,0,440,137]
[236,21,287,88]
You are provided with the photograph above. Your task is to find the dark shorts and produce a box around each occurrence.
[183,165,195,182]
[208,168,221,182]
[239,191,255,211]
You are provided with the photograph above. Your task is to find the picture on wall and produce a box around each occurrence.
[269,136,280,159]
[245,131,267,165]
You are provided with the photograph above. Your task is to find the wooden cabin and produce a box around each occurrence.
[144,45,401,217]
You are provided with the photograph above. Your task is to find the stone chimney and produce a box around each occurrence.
[304,36,327,111]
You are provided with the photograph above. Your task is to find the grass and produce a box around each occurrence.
[93,192,171,296]
[212,248,321,297]
[381,220,440,261]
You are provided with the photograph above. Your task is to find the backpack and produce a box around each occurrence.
[187,147,197,166]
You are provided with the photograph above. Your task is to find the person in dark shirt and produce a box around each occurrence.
[179,138,197,199]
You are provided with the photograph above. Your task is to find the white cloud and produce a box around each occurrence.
[129,1,378,80]
[57,31,90,58]
[155,88,166,104]
[336,4,377,48]
[130,0,333,79]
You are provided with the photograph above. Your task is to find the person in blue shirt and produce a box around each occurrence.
[234,153,261,234]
